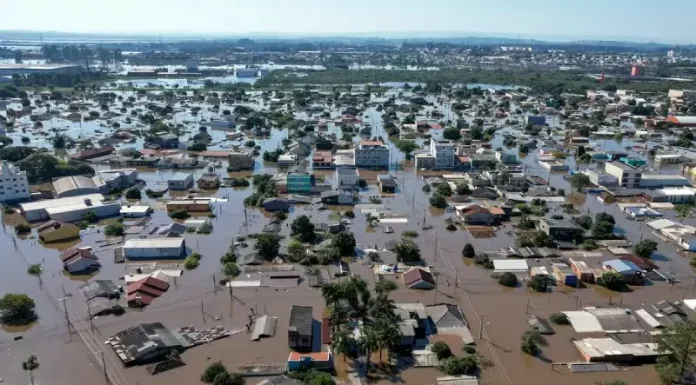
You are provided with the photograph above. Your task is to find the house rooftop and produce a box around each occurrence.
[289,305,313,336]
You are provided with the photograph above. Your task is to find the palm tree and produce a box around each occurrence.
[370,294,398,323]
[358,325,379,374]
[374,318,402,362]
[321,282,343,308]
[22,354,39,385]
[332,329,354,362]
[675,204,693,223]
[329,302,350,335]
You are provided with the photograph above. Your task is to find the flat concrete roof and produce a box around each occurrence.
[20,194,105,212]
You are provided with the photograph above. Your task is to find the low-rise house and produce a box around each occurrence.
[312,151,334,169]
[278,154,298,168]
[378,175,398,193]
[70,145,115,160]
[288,305,313,351]
[197,173,220,189]
[120,205,151,218]
[106,322,187,366]
[539,218,583,242]
[156,223,188,237]
[123,238,186,260]
[60,246,100,274]
[287,352,332,372]
[126,276,170,307]
[456,205,497,225]
[603,259,645,285]
[320,190,355,205]
[287,170,312,194]
[403,267,436,290]
[93,169,139,193]
[228,149,254,171]
[552,263,578,286]
[166,199,211,212]
[38,220,80,242]
[264,198,289,212]
[148,134,179,149]
[336,167,359,190]
[167,172,193,190]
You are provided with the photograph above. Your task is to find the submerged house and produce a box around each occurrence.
[288,305,313,351]
[60,246,100,274]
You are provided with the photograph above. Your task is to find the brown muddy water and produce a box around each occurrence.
[0,91,693,385]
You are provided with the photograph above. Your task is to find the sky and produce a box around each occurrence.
[3,0,695,44]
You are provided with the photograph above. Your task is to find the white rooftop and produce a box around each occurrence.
[20,194,106,212]
[123,238,184,248]
[493,259,529,272]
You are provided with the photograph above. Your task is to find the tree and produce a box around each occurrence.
[633,239,658,259]
[521,330,544,356]
[532,231,555,247]
[429,194,447,208]
[595,212,616,225]
[498,272,518,287]
[431,341,452,360]
[254,233,281,260]
[435,183,453,197]
[462,243,475,259]
[83,210,99,224]
[27,264,42,276]
[125,188,141,200]
[201,362,227,383]
[442,127,461,141]
[22,354,39,385]
[104,223,124,236]
[358,326,379,373]
[375,279,397,296]
[675,204,693,222]
[597,271,626,291]
[394,241,421,264]
[655,320,696,385]
[331,232,356,256]
[287,240,306,262]
[373,317,402,361]
[0,146,36,162]
[222,262,240,279]
[439,355,478,376]
[291,215,316,243]
[305,371,335,385]
[550,313,570,325]
[592,220,615,238]
[574,215,593,230]
[569,173,590,192]
[394,140,418,155]
[15,223,31,235]
[332,329,354,362]
[527,275,549,293]
[455,183,471,195]
[0,293,36,325]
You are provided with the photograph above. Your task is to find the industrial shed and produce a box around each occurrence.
[123,238,186,260]
[20,194,121,222]
[53,176,100,198]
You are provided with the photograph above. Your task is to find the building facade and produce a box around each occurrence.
[287,172,312,194]
[228,150,254,171]
[429,140,455,169]
[0,162,30,202]
[354,141,389,168]
[605,162,642,188]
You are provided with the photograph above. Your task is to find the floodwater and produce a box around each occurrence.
[0,88,694,385]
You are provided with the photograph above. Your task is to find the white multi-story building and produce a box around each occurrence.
[0,162,30,202]
[429,140,455,169]
[354,141,390,168]
[605,161,642,188]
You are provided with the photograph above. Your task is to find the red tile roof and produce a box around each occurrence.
[488,207,505,216]
[288,352,331,362]
[126,277,169,299]
[60,247,98,263]
[127,292,156,305]
[360,140,383,146]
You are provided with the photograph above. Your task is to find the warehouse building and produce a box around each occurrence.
[0,63,82,76]
[53,176,100,198]
[123,238,187,260]
[20,194,121,222]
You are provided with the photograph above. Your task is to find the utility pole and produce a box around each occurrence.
[213,274,217,295]
[100,351,108,385]
[478,314,484,339]
[62,285,72,341]
[87,300,95,335]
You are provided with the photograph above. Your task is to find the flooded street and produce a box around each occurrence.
[0,87,694,385]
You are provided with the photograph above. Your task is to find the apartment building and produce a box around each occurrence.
[429,140,455,169]
[0,162,30,202]
[354,141,389,168]
[605,161,642,188]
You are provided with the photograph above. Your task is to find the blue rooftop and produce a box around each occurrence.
[604,259,642,273]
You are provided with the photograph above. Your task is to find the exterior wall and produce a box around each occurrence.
[48,202,122,223]
[414,154,436,169]
[40,226,80,242]
[354,145,389,168]
[124,242,186,260]
[0,163,31,202]
[56,187,100,198]
[167,174,193,190]
[287,174,312,193]
[639,176,689,188]
[166,203,210,212]
[605,163,641,188]
[430,141,455,169]
[228,154,254,170]
[336,168,359,190]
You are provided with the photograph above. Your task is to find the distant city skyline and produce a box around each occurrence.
[4,0,695,45]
